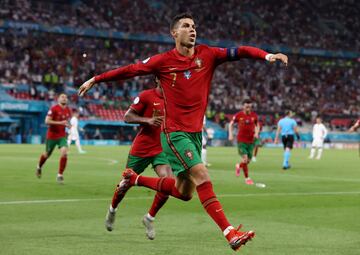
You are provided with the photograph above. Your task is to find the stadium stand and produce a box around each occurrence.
[0,0,359,142]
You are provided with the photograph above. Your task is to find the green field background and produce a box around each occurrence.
[0,145,359,255]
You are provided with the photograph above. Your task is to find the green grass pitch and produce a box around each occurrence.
[0,144,359,255]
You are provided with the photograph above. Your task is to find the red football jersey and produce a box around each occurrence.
[95,45,267,133]
[233,111,258,143]
[46,104,71,139]
[129,88,164,157]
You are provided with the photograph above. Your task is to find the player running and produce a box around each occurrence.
[309,117,328,160]
[105,77,172,240]
[228,99,259,185]
[79,13,288,251]
[36,93,71,184]
[67,110,86,154]
[274,111,300,170]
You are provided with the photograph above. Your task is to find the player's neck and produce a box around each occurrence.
[59,103,66,109]
[175,43,194,57]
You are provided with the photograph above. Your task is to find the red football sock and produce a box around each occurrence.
[137,176,191,201]
[38,154,47,168]
[58,156,67,175]
[111,181,131,209]
[148,192,169,217]
[196,181,231,232]
[240,163,249,178]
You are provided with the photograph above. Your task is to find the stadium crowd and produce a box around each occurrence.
[1,0,359,51]
[1,31,359,123]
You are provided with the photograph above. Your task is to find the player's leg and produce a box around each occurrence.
[36,139,55,178]
[105,155,151,231]
[309,139,316,159]
[189,163,255,250]
[283,135,294,169]
[147,156,172,218]
[252,138,260,162]
[316,139,324,159]
[143,160,172,240]
[243,144,254,185]
[57,138,68,183]
[235,143,243,177]
[75,137,86,154]
[123,132,255,250]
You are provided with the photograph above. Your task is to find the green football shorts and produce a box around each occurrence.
[160,132,203,176]
[237,142,255,159]
[126,151,170,174]
[45,137,68,155]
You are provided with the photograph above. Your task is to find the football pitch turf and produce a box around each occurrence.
[0,144,359,255]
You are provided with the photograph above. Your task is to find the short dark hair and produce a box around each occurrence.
[243,99,252,105]
[285,110,293,116]
[170,13,194,31]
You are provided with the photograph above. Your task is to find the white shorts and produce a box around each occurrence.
[312,138,324,147]
[68,133,79,141]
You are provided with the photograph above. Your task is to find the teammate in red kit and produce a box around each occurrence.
[105,77,172,240]
[36,93,71,184]
[79,13,288,251]
[228,99,259,184]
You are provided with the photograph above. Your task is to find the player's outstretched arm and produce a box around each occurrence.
[267,53,288,66]
[78,55,161,97]
[78,77,96,97]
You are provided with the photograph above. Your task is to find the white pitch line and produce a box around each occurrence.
[1,191,360,205]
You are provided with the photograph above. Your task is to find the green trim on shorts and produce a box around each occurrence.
[160,132,203,176]
[45,137,67,155]
[237,142,254,159]
[126,151,169,174]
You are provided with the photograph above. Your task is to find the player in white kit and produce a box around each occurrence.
[67,111,86,154]
[309,117,328,160]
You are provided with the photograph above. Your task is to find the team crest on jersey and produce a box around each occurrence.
[184,149,194,160]
[195,58,203,68]
[184,70,192,79]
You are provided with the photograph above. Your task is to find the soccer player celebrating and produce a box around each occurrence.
[309,117,328,160]
[274,111,300,170]
[105,77,172,240]
[228,99,259,185]
[36,93,71,184]
[79,13,288,251]
[67,110,86,154]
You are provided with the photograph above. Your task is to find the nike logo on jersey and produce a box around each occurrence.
[153,102,160,106]
[168,67,178,70]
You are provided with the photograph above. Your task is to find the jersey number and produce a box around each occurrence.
[170,73,177,87]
